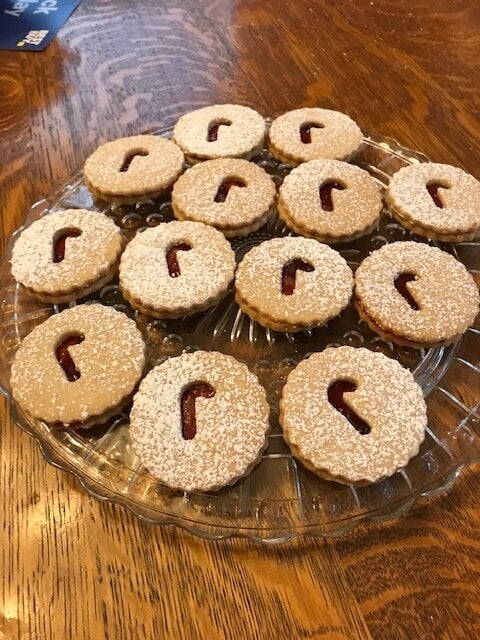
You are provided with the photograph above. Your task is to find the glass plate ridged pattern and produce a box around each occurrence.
[1,128,479,543]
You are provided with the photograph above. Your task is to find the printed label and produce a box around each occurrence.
[0,0,81,51]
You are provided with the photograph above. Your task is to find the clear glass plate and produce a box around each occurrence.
[1,128,479,543]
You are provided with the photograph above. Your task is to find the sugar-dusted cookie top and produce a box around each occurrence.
[84,135,185,203]
[119,220,236,318]
[278,159,382,242]
[11,209,124,302]
[173,104,266,162]
[130,350,270,492]
[269,108,363,165]
[354,241,479,347]
[280,346,427,483]
[235,236,353,331]
[385,162,480,242]
[172,158,276,237]
[11,304,146,426]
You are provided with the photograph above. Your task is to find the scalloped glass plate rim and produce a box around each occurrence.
[8,407,474,542]
[1,127,479,544]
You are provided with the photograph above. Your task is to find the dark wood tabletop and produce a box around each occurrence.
[1,1,479,638]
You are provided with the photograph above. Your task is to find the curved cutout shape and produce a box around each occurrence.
[181,382,216,440]
[327,380,370,435]
[120,149,149,172]
[281,259,315,295]
[319,181,346,212]
[426,181,449,209]
[207,119,232,142]
[55,334,85,382]
[214,178,247,203]
[300,122,325,144]
[53,228,82,263]
[166,243,192,278]
[394,272,419,310]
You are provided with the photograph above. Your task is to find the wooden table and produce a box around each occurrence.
[1,1,479,638]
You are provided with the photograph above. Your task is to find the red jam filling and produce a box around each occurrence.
[319,181,346,211]
[207,119,232,142]
[53,228,82,263]
[181,382,216,440]
[281,259,315,295]
[394,272,419,310]
[119,149,149,172]
[166,243,192,278]
[327,380,370,435]
[55,334,85,382]
[214,178,246,203]
[300,122,325,144]
[426,182,449,208]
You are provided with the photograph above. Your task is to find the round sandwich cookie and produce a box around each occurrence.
[278,159,382,243]
[172,104,266,164]
[119,220,236,319]
[354,241,480,348]
[10,209,125,304]
[279,346,427,484]
[172,158,276,237]
[235,236,354,332]
[130,350,270,492]
[268,107,363,165]
[84,135,185,204]
[11,304,146,429]
[385,162,480,242]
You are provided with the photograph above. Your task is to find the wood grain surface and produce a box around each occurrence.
[1,1,480,638]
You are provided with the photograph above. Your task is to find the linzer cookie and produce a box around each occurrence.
[172,158,276,237]
[119,220,236,318]
[268,108,363,165]
[172,104,266,163]
[354,241,479,348]
[385,162,480,242]
[84,135,184,204]
[11,304,146,429]
[235,237,354,332]
[279,347,427,484]
[130,350,270,492]
[11,209,124,304]
[278,160,382,243]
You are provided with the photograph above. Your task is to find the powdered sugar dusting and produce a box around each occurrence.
[172,158,276,229]
[278,159,382,238]
[280,346,427,483]
[11,209,123,295]
[84,135,184,197]
[269,108,363,163]
[173,105,266,159]
[386,163,480,236]
[355,241,479,344]
[130,351,270,492]
[119,221,236,314]
[235,237,353,326]
[11,304,146,425]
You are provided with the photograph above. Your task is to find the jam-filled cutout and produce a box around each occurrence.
[207,119,232,142]
[300,122,325,144]
[53,228,82,263]
[394,272,420,310]
[327,380,371,435]
[426,181,449,209]
[55,334,85,382]
[281,259,315,295]
[181,381,216,440]
[166,243,192,278]
[119,149,149,172]
[319,181,346,212]
[214,177,247,203]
